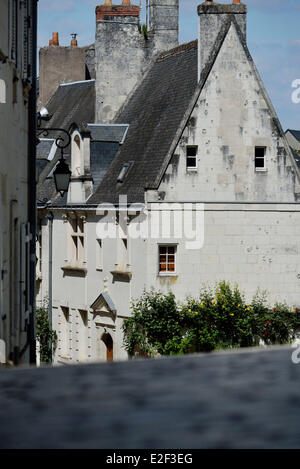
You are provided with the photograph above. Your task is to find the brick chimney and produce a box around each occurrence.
[198,0,247,80]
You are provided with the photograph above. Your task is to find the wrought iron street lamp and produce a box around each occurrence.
[53,157,71,196]
[37,107,72,197]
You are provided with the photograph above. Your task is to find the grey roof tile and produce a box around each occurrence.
[287,129,300,142]
[45,80,95,132]
[37,80,95,204]
[89,40,198,205]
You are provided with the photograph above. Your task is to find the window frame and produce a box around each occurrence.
[69,217,85,267]
[186,145,198,171]
[255,146,267,172]
[158,244,177,276]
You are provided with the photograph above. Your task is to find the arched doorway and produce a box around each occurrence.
[102,332,113,362]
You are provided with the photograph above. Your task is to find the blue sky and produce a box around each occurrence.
[38,0,299,130]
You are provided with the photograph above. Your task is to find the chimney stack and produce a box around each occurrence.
[197,1,247,81]
[149,0,179,55]
[71,33,78,47]
[52,32,59,46]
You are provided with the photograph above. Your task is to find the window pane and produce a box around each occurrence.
[255,157,265,168]
[160,246,167,254]
[168,263,175,272]
[187,157,197,168]
[255,147,265,158]
[187,146,197,157]
[160,263,167,272]
[168,246,175,255]
[160,255,167,263]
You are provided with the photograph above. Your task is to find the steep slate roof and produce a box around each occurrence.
[45,80,95,131]
[287,129,300,142]
[36,139,55,159]
[90,141,121,193]
[89,41,198,204]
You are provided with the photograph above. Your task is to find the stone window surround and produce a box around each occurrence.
[61,212,87,274]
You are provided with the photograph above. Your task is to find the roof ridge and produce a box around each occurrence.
[156,40,198,63]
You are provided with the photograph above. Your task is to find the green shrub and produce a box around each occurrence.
[123,282,300,358]
[35,301,57,364]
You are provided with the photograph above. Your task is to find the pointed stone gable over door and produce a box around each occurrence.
[158,19,300,203]
[90,292,117,327]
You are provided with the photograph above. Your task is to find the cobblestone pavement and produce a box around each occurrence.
[0,346,299,449]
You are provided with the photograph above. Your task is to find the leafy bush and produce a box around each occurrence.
[123,282,300,358]
[35,301,57,364]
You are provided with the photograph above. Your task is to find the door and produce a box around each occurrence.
[102,332,113,362]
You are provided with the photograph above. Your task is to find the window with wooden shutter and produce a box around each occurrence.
[20,222,31,332]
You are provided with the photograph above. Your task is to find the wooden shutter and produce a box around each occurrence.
[20,222,31,332]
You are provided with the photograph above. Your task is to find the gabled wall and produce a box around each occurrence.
[158,24,298,203]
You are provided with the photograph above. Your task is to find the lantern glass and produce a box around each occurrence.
[54,158,71,196]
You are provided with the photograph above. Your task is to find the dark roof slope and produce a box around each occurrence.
[37,80,95,205]
[89,41,198,204]
[90,141,121,193]
[291,148,300,169]
[45,80,95,131]
[287,129,300,142]
[36,139,55,159]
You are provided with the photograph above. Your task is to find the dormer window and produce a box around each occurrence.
[117,161,134,183]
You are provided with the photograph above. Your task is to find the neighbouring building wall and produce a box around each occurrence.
[38,33,86,108]
[0,0,36,364]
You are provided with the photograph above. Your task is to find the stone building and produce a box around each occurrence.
[0,0,37,365]
[36,0,300,365]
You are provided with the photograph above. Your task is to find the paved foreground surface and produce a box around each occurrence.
[0,347,300,448]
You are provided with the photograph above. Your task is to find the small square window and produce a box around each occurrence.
[159,245,176,274]
[186,146,198,170]
[255,147,266,171]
